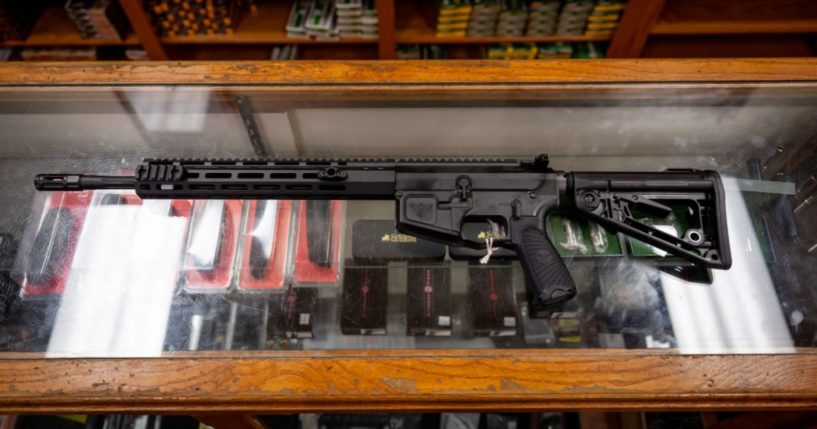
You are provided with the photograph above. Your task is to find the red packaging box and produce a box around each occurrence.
[20,191,193,298]
[183,200,242,293]
[292,200,345,287]
[20,190,94,298]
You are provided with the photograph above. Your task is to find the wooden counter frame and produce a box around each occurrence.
[2,349,817,413]
[1,59,817,413]
[1,58,817,86]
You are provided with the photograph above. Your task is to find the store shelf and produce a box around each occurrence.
[652,19,817,35]
[396,27,610,44]
[642,35,817,58]
[394,1,608,45]
[162,2,377,45]
[652,0,817,35]
[0,4,139,47]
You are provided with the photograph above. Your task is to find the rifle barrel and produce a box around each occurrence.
[35,174,136,191]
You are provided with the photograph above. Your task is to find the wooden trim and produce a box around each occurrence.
[652,19,817,35]
[376,0,396,59]
[2,349,817,413]
[3,82,817,105]
[607,0,666,58]
[1,59,817,87]
[117,0,169,60]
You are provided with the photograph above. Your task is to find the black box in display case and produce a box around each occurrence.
[341,261,388,335]
[468,263,518,337]
[352,219,446,262]
[406,262,452,336]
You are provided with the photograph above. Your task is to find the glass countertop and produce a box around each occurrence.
[0,83,815,357]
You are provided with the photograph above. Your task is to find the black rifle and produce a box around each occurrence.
[34,154,732,314]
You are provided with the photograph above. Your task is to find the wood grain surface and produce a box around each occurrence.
[376,0,396,59]
[1,59,817,87]
[651,19,817,35]
[657,0,817,26]
[652,0,817,35]
[606,0,666,58]
[117,0,169,60]
[1,349,817,413]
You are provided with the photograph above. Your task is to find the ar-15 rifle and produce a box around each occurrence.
[34,154,731,315]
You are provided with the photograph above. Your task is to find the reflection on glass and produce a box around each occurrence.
[0,86,814,357]
[46,198,186,357]
[662,179,794,354]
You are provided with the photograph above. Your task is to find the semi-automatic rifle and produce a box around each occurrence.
[35,154,731,315]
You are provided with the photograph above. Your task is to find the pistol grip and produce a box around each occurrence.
[511,217,576,312]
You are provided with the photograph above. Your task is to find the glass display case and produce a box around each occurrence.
[0,60,816,414]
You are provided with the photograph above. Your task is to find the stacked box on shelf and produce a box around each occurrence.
[0,1,46,42]
[145,0,248,37]
[467,0,500,38]
[526,0,559,36]
[285,0,310,38]
[335,0,376,39]
[397,44,448,59]
[360,0,378,39]
[336,0,361,38]
[65,0,130,41]
[485,41,603,59]
[485,42,536,59]
[572,41,604,57]
[536,41,572,58]
[585,0,625,37]
[287,0,377,40]
[396,44,420,59]
[423,44,448,58]
[125,48,148,60]
[436,0,470,38]
[20,47,96,60]
[556,0,592,35]
[270,44,297,59]
[304,0,337,39]
[496,0,526,37]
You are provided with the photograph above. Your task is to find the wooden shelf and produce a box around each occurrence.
[3,350,817,413]
[653,0,817,35]
[1,0,812,62]
[162,2,377,45]
[642,34,817,57]
[652,19,817,35]
[0,4,139,47]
